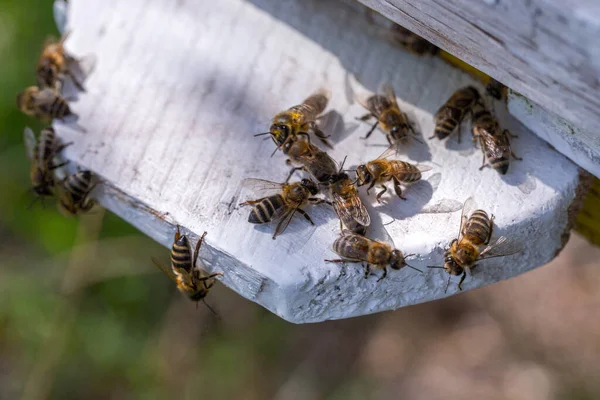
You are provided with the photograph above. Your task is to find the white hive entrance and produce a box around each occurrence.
[54,0,581,323]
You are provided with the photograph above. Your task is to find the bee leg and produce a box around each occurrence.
[511,151,523,161]
[285,167,304,183]
[55,141,74,153]
[296,208,315,225]
[174,225,182,242]
[486,216,495,245]
[478,153,489,171]
[192,231,208,269]
[392,178,407,200]
[504,129,519,139]
[364,263,371,279]
[308,197,333,206]
[239,198,264,207]
[66,70,86,92]
[325,259,349,264]
[376,185,388,203]
[366,180,377,195]
[48,161,69,170]
[357,113,373,122]
[377,267,387,282]
[361,121,379,140]
[457,272,467,291]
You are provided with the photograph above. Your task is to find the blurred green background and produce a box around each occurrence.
[2,2,600,400]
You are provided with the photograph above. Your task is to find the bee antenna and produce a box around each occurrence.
[444,275,451,294]
[270,146,279,157]
[338,156,348,172]
[202,299,218,316]
[405,263,423,273]
[26,195,40,210]
[427,265,444,269]
[254,132,271,137]
[383,218,396,226]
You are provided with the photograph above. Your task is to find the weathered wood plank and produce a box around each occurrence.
[356,0,600,135]
[51,0,581,323]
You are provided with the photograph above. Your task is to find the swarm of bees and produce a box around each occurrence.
[242,80,523,292]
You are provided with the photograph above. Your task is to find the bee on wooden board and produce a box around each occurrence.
[152,226,223,309]
[430,86,480,141]
[357,84,421,147]
[325,230,421,281]
[57,170,97,216]
[485,78,506,101]
[17,86,76,122]
[471,100,521,175]
[328,159,371,235]
[24,126,72,201]
[389,25,439,56]
[240,178,331,239]
[255,89,333,153]
[37,31,91,92]
[428,197,522,291]
[283,137,339,184]
[356,146,432,203]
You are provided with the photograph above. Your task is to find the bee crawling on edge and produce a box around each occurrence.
[430,86,480,141]
[325,230,421,282]
[471,100,522,175]
[240,178,332,239]
[355,146,432,203]
[17,86,76,122]
[255,88,333,153]
[57,170,98,216]
[357,84,421,147]
[152,226,223,310]
[428,197,522,292]
[283,137,339,184]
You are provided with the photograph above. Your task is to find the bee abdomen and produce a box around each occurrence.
[464,210,492,245]
[489,156,510,175]
[64,171,92,203]
[333,234,366,259]
[171,245,192,271]
[39,128,57,161]
[393,162,421,183]
[248,195,284,224]
[51,96,72,119]
[434,118,458,139]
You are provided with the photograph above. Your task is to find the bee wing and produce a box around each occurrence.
[67,53,97,81]
[23,127,37,161]
[420,198,463,214]
[241,178,285,196]
[381,83,400,108]
[35,87,61,107]
[53,0,69,34]
[479,236,523,260]
[415,164,433,173]
[333,193,371,226]
[376,145,398,160]
[458,197,477,240]
[151,257,178,283]
[355,92,385,118]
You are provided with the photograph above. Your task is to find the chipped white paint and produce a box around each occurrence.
[357,0,600,136]
[52,0,580,323]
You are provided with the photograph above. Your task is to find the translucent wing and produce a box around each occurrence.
[151,257,177,283]
[23,127,37,161]
[241,178,285,195]
[415,164,433,173]
[36,87,61,106]
[272,208,298,239]
[69,53,97,80]
[479,236,523,260]
[458,197,477,240]
[381,83,400,108]
[376,146,398,160]
[53,0,69,34]
[420,199,463,214]
[333,193,371,226]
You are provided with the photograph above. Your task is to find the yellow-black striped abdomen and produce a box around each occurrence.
[248,195,285,224]
[463,210,492,245]
[171,235,192,271]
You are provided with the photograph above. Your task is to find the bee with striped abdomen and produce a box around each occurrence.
[24,126,71,200]
[57,170,97,215]
[325,230,420,281]
[430,86,480,141]
[357,84,419,147]
[356,146,432,203]
[328,160,371,235]
[152,226,223,305]
[471,100,521,175]
[255,89,332,152]
[240,178,330,239]
[17,86,75,121]
[428,197,522,291]
[283,137,339,184]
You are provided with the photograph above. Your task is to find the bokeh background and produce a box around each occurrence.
[1,2,600,399]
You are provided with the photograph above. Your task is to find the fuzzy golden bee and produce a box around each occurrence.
[283,137,339,184]
[328,162,371,235]
[358,84,419,147]
[325,231,420,281]
[57,170,97,216]
[430,86,480,141]
[255,89,332,152]
[17,86,75,121]
[428,197,521,291]
[23,126,71,200]
[356,147,432,203]
[471,100,521,175]
[240,178,330,239]
[37,31,86,92]
[152,226,223,306]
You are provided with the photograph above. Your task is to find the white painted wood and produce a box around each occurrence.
[51,0,581,323]
[356,0,600,136]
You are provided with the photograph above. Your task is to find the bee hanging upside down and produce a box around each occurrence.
[17,86,76,122]
[430,86,480,141]
[152,226,223,308]
[57,170,97,216]
[428,197,522,292]
[326,231,421,281]
[356,146,432,203]
[240,178,331,239]
[471,100,521,175]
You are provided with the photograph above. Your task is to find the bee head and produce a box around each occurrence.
[270,116,292,145]
[355,164,371,186]
[300,178,319,195]
[389,249,406,270]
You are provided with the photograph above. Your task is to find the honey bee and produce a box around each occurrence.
[17,86,76,121]
[152,226,223,307]
[325,230,420,281]
[57,170,97,215]
[471,100,521,175]
[328,161,371,235]
[23,126,71,199]
[430,86,480,141]
[255,89,332,152]
[357,84,420,146]
[283,137,339,184]
[485,79,506,101]
[37,31,86,92]
[389,25,438,55]
[240,178,331,239]
[356,146,432,203]
[428,197,521,291]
